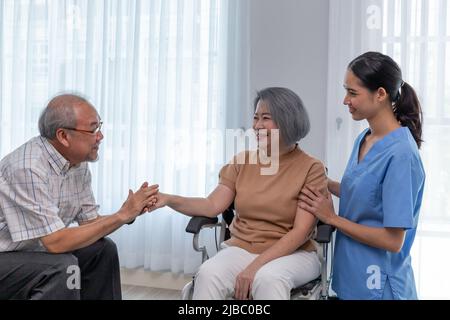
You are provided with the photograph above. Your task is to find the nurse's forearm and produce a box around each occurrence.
[329,216,405,252]
[328,179,340,197]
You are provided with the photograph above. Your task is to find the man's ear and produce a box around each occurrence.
[376,87,389,103]
[55,128,70,147]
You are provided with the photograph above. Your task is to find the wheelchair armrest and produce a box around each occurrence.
[315,224,335,243]
[185,216,219,234]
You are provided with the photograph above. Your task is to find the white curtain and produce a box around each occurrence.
[327,0,450,299]
[0,0,249,274]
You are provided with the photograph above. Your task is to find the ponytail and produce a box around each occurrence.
[393,82,423,149]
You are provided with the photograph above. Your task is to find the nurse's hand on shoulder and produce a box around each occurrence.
[327,178,341,197]
[298,186,337,225]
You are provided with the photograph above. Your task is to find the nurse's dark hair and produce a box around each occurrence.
[348,52,423,148]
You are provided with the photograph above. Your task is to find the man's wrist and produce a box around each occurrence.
[116,210,134,225]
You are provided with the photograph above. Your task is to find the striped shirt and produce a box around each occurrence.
[0,136,99,252]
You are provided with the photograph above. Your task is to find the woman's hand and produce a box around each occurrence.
[298,186,337,225]
[144,192,170,213]
[234,266,258,300]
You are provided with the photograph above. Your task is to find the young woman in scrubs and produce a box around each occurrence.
[299,52,425,299]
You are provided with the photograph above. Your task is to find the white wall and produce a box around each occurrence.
[248,0,330,160]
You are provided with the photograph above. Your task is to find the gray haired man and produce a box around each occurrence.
[0,94,158,299]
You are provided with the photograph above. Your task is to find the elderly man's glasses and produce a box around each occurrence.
[63,121,103,135]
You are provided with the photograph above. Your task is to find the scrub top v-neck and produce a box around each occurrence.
[332,127,425,300]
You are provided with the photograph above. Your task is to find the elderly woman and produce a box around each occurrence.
[154,87,327,300]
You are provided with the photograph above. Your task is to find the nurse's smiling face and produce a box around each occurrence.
[343,70,382,121]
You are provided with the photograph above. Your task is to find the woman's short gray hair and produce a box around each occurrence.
[38,94,90,139]
[254,87,310,145]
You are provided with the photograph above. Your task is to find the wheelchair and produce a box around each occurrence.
[181,204,335,300]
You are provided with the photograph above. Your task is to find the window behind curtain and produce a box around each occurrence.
[382,0,450,299]
[0,0,239,274]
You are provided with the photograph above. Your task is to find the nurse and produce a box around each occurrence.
[299,51,425,299]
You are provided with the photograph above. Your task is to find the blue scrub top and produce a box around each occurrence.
[332,127,425,300]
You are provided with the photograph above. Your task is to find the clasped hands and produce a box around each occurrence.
[128,182,169,214]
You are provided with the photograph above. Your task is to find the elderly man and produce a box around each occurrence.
[0,94,158,300]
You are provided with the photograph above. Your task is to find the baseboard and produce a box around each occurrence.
[120,268,193,291]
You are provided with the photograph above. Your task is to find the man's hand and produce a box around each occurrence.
[118,182,159,224]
